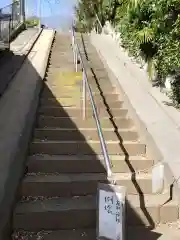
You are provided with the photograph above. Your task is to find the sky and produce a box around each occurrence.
[0,0,77,29]
[0,0,77,18]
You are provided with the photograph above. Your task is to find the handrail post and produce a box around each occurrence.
[72,31,75,65]
[73,45,75,65]
[82,69,86,120]
[72,28,75,48]
[75,46,78,72]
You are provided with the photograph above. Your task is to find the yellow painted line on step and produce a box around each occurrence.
[54,94,82,101]
[46,83,82,90]
[53,71,83,85]
[54,98,81,106]
[52,96,82,101]
[59,85,81,90]
[43,92,82,99]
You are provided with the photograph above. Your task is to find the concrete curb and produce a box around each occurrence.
[90,32,180,201]
[0,29,55,239]
[0,29,43,98]
[11,28,43,54]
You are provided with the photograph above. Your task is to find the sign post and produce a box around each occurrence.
[97,183,126,240]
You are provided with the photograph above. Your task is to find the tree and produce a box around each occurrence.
[75,0,180,104]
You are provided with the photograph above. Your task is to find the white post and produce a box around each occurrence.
[82,69,86,120]
[75,47,78,72]
[72,35,74,47]
[73,47,75,65]
[73,41,75,65]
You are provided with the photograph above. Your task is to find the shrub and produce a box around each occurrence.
[25,17,39,28]
[76,0,180,104]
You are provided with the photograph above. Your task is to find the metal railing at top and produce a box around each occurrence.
[93,12,111,35]
[0,1,21,48]
[94,12,103,34]
[71,24,112,177]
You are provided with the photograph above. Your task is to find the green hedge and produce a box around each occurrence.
[76,0,180,105]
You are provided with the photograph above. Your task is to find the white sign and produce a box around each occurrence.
[97,184,126,240]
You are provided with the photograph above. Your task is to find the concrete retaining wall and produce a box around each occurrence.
[0,29,54,239]
[90,32,180,201]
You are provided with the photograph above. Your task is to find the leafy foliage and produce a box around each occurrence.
[76,0,180,104]
[25,17,39,28]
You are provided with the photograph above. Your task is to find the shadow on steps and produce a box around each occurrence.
[81,32,157,225]
[11,33,162,240]
[12,84,161,239]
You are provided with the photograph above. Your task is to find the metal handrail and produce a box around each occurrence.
[71,25,112,177]
[93,12,104,34]
[95,12,103,30]
[0,1,19,10]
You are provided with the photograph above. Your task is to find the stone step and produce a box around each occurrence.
[13,225,180,240]
[13,196,96,231]
[43,85,115,95]
[41,86,116,97]
[38,107,125,118]
[38,107,127,118]
[34,128,138,142]
[27,155,153,174]
[86,99,122,109]
[39,98,123,108]
[48,61,75,68]
[21,172,153,196]
[12,229,95,240]
[127,224,180,240]
[48,56,80,63]
[49,60,75,66]
[30,140,146,155]
[80,66,109,77]
[51,46,73,51]
[45,79,113,90]
[48,50,73,55]
[46,69,110,81]
[89,71,109,80]
[12,229,96,240]
[48,59,75,65]
[41,89,117,98]
[13,195,178,231]
[48,67,76,72]
[40,93,120,104]
[37,116,134,129]
[39,107,125,118]
[45,72,82,84]
[48,62,74,68]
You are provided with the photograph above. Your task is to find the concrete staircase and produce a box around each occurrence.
[12,33,179,239]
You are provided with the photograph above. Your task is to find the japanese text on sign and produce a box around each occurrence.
[104,195,122,224]
[98,185,126,240]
